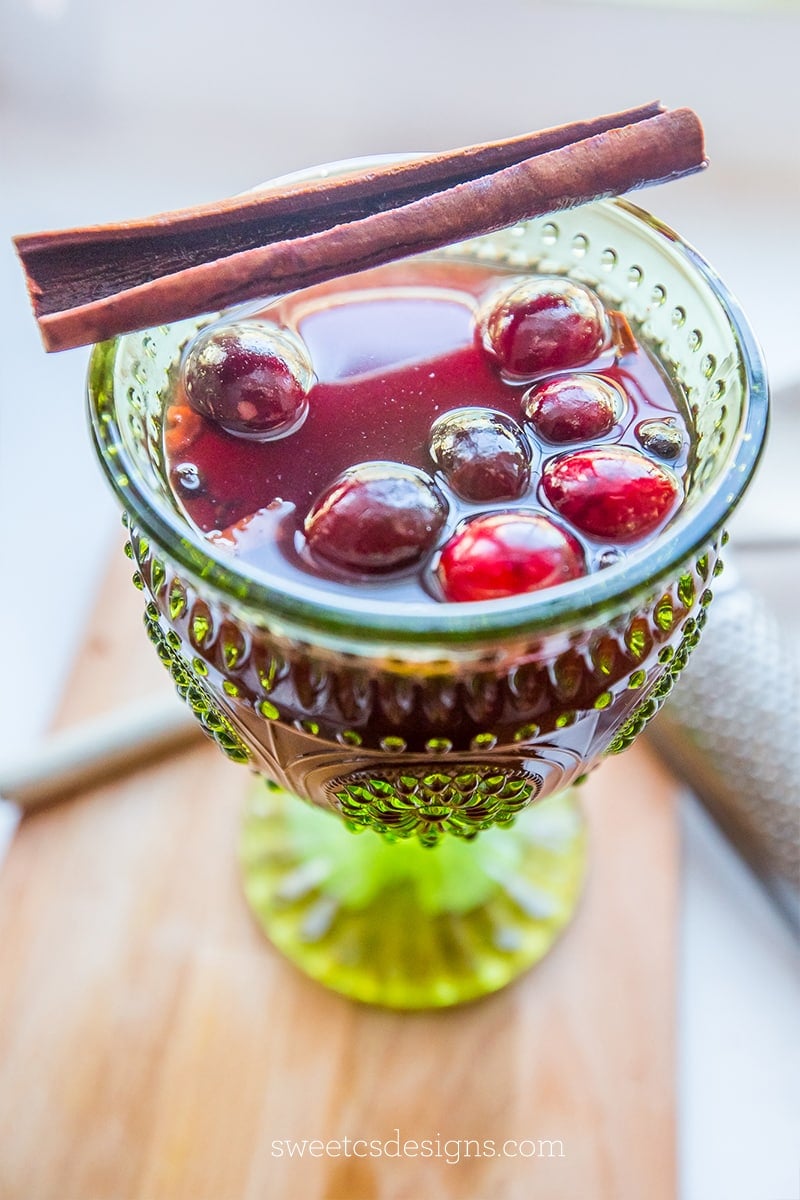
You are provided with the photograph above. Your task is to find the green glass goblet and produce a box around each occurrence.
[87,190,767,1008]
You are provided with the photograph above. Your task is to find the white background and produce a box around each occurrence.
[1,2,799,1197]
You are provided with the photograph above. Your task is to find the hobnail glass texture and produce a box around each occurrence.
[87,189,767,1007]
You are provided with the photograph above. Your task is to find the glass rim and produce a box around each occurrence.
[87,195,769,645]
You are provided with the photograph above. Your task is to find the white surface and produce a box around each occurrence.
[679,797,800,1200]
[1,2,799,1196]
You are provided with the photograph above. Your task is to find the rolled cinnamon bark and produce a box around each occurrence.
[16,101,665,310]
[15,105,705,352]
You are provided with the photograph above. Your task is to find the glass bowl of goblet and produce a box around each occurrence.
[87,185,767,1009]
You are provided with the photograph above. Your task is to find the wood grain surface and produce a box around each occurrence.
[0,548,679,1200]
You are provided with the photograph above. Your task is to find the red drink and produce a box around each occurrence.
[165,259,690,609]
[146,255,706,786]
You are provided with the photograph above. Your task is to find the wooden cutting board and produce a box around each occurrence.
[0,548,678,1200]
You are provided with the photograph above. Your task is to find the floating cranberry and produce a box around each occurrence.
[428,407,531,501]
[436,512,586,602]
[523,374,625,443]
[542,447,680,542]
[635,418,684,461]
[305,462,448,574]
[481,277,609,378]
[182,321,315,440]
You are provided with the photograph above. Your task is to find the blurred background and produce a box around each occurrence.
[1,1,798,1197]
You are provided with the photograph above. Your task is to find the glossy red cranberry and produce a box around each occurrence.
[182,321,314,439]
[523,374,625,443]
[542,447,680,542]
[481,277,609,378]
[436,512,586,602]
[428,407,531,501]
[635,418,684,460]
[305,462,448,574]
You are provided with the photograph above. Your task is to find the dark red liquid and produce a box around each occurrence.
[165,259,690,602]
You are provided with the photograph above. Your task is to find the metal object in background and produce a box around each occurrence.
[0,695,201,813]
[648,569,800,933]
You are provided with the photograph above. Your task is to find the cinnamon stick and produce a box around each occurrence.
[16,101,664,314]
[15,105,705,352]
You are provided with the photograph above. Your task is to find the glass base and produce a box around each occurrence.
[240,781,586,1009]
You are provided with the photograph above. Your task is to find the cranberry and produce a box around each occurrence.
[635,418,684,461]
[523,374,625,443]
[542,447,680,542]
[181,321,314,440]
[428,407,531,501]
[481,277,609,378]
[305,462,448,574]
[436,512,586,602]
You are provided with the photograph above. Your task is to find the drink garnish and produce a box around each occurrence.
[14,103,705,352]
